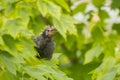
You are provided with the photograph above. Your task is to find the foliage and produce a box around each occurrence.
[0,0,120,80]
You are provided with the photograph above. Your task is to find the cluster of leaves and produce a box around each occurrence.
[1,0,120,80]
[0,0,76,80]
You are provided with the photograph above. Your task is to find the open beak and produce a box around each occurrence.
[49,28,56,36]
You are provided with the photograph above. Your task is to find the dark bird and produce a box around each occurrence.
[34,26,56,59]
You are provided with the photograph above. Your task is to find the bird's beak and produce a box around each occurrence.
[49,28,56,36]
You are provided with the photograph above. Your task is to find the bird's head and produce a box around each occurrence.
[42,26,56,37]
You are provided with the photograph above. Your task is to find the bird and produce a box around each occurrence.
[34,26,56,59]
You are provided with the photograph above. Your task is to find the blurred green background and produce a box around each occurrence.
[0,0,120,80]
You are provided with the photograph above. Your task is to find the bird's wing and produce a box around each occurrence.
[34,35,47,49]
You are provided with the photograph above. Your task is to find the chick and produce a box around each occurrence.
[34,26,55,59]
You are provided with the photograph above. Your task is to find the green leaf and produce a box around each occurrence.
[0,18,3,29]
[28,16,45,35]
[2,34,17,53]
[92,0,106,8]
[53,17,67,39]
[98,68,117,80]
[103,41,116,56]
[16,2,33,21]
[111,0,120,9]
[116,63,120,75]
[24,66,46,80]
[92,57,116,80]
[37,0,61,18]
[45,1,61,18]
[0,36,4,46]
[72,2,88,14]
[16,37,36,59]
[2,0,19,3]
[24,64,73,80]
[65,35,76,50]
[0,50,16,75]
[5,3,15,17]
[99,10,110,21]
[61,15,77,35]
[0,70,12,80]
[84,45,103,64]
[53,0,70,12]
[36,0,47,16]
[37,64,73,80]
[91,25,104,42]
[17,7,30,21]
[3,18,25,38]
[53,14,77,39]
[0,3,3,10]
[112,23,120,34]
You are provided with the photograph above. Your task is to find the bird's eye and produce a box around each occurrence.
[47,30,50,32]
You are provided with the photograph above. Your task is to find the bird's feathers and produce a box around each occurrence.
[34,26,55,59]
